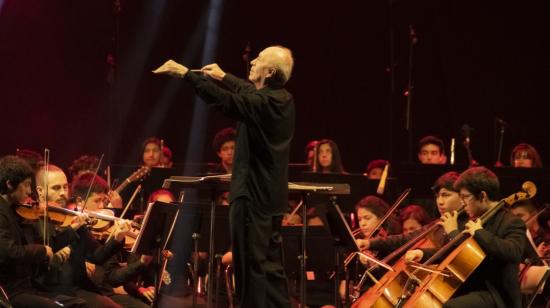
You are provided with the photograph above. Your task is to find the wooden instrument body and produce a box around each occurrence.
[403,236,486,308]
[352,237,436,308]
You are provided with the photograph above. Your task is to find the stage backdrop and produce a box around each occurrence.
[1,0,548,173]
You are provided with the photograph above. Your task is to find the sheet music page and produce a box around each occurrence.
[130,202,153,253]
[288,182,334,191]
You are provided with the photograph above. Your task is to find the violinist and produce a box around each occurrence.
[70,172,153,307]
[345,196,401,297]
[510,199,550,306]
[101,189,176,307]
[38,169,133,307]
[69,173,122,212]
[35,164,70,207]
[399,205,431,235]
[0,155,62,307]
[510,199,548,251]
[68,155,100,183]
[408,167,526,308]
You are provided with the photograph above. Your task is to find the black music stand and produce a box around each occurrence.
[131,201,181,308]
[325,198,361,307]
[300,172,400,213]
[163,175,230,308]
[289,182,350,308]
[281,226,336,306]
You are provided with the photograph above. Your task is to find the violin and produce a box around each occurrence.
[16,202,89,227]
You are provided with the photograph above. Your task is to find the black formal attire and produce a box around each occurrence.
[185,72,294,307]
[91,253,150,308]
[0,196,67,307]
[438,208,526,308]
[40,225,125,308]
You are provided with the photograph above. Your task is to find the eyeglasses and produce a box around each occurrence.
[459,193,475,203]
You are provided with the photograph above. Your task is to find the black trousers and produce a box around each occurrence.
[230,199,290,308]
[10,291,62,308]
[443,290,496,308]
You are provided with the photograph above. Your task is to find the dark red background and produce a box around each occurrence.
[1,0,548,172]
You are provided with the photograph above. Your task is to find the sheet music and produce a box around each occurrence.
[288,182,334,192]
[131,202,153,253]
[130,202,180,254]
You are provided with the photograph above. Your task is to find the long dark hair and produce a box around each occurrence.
[314,139,345,173]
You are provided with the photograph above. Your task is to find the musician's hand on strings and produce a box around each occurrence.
[107,190,123,209]
[404,249,424,262]
[139,286,155,303]
[356,239,370,251]
[44,245,54,264]
[113,219,133,242]
[71,212,89,230]
[439,210,459,234]
[162,249,174,260]
[201,63,226,81]
[162,270,171,285]
[282,213,301,226]
[152,60,188,78]
[52,246,71,265]
[464,218,483,236]
[140,254,153,266]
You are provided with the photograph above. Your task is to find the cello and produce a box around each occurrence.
[399,181,536,308]
[351,209,466,307]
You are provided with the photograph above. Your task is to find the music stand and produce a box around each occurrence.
[131,201,181,308]
[288,182,350,308]
[162,175,230,307]
[325,198,361,307]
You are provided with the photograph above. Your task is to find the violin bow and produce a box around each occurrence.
[80,154,105,213]
[42,148,50,246]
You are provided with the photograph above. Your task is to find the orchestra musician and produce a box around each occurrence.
[510,143,543,168]
[417,135,447,165]
[36,166,133,307]
[345,195,401,298]
[0,155,67,307]
[405,167,527,308]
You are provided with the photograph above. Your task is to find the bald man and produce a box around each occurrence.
[154,45,294,307]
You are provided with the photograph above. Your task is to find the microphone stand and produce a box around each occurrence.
[242,41,251,76]
[494,118,506,167]
[405,25,417,163]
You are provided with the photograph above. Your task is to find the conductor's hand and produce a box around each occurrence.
[113,219,133,242]
[152,60,188,78]
[201,63,226,81]
[404,249,424,263]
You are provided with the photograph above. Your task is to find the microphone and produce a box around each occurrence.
[460,124,473,144]
[495,117,508,127]
[409,24,418,44]
[242,41,251,63]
